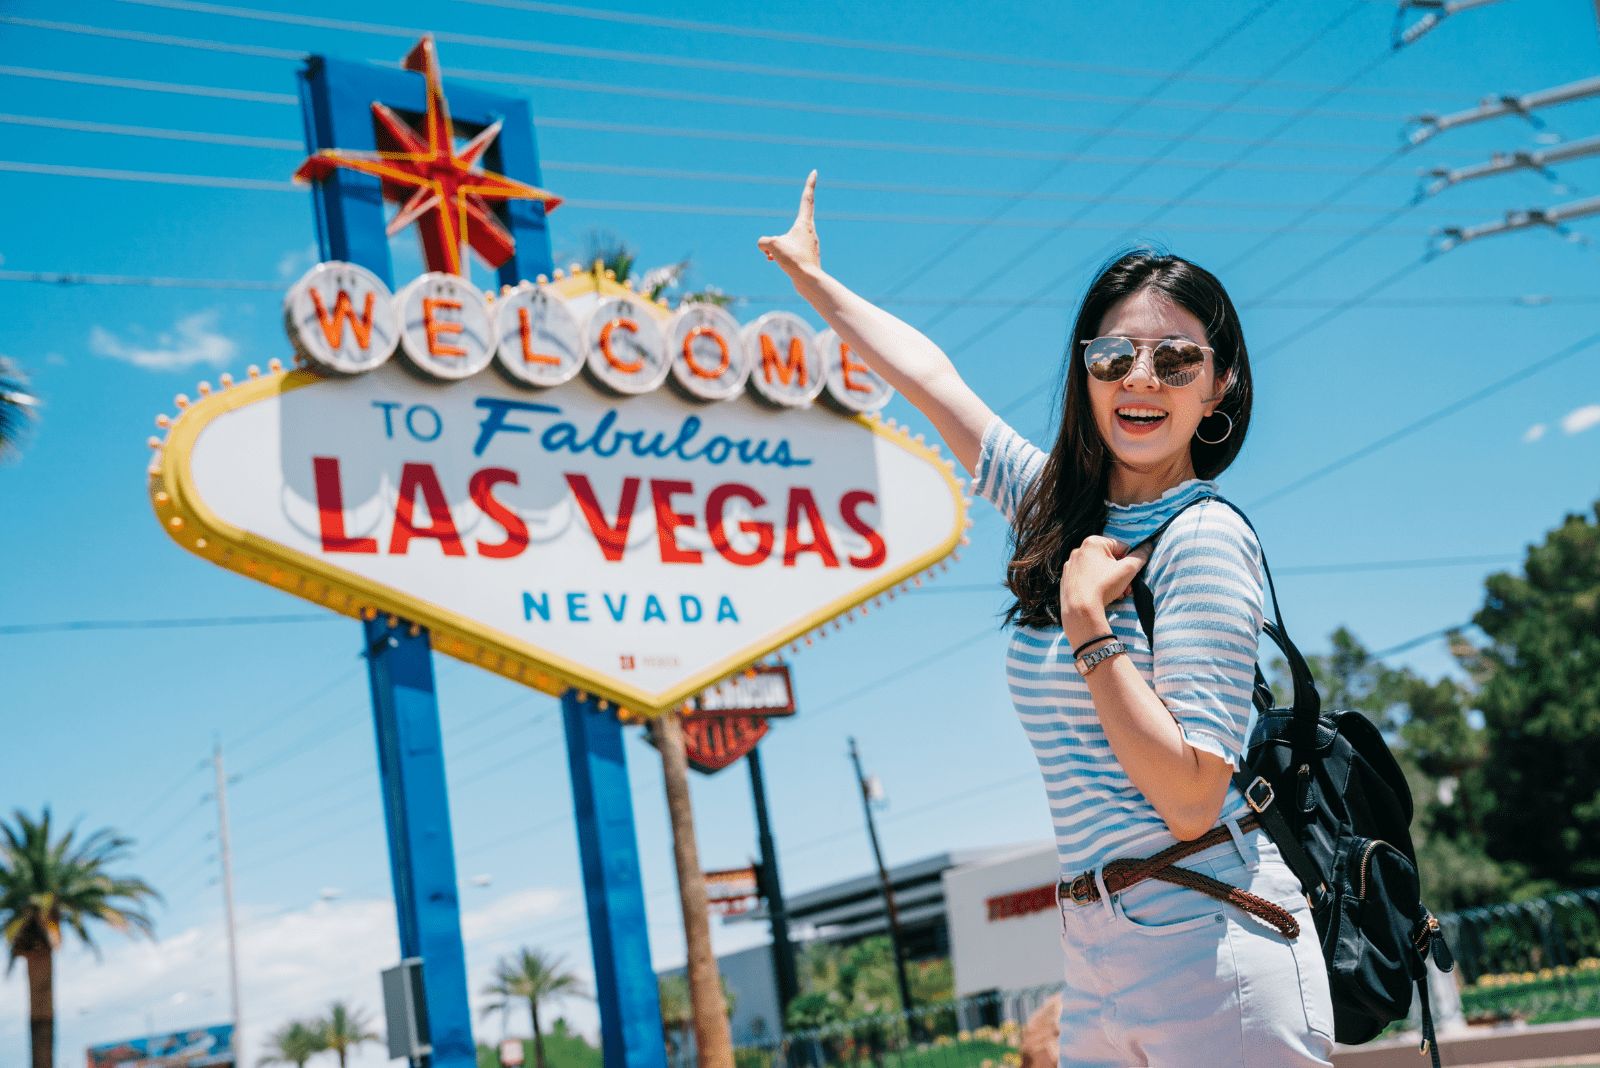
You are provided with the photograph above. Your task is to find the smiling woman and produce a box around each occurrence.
[760,173,1329,1068]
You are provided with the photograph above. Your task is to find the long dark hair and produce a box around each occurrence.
[1003,249,1252,629]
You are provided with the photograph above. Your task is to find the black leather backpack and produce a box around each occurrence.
[1131,496,1455,1068]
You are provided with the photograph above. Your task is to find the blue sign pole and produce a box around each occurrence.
[296,43,659,1068]
[562,691,668,1068]
[365,617,475,1068]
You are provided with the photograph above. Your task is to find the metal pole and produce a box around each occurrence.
[365,617,476,1068]
[746,748,799,1020]
[211,740,243,1066]
[560,690,668,1068]
[846,738,914,1016]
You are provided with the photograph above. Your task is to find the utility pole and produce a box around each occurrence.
[846,738,913,1016]
[209,740,243,1067]
[745,748,798,1020]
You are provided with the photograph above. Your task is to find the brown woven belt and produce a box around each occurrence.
[1057,813,1301,939]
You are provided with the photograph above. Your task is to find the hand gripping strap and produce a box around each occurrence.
[1128,495,1321,761]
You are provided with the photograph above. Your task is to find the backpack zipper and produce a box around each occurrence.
[1357,839,1387,899]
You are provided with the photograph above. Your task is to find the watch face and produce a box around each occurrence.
[493,283,584,389]
[817,328,895,414]
[394,272,496,381]
[582,296,671,395]
[742,312,825,408]
[282,261,399,375]
[667,303,749,401]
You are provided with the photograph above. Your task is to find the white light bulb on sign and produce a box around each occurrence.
[582,296,671,395]
[283,261,399,375]
[394,272,495,381]
[492,282,584,389]
[816,328,895,415]
[666,303,749,402]
[742,312,825,409]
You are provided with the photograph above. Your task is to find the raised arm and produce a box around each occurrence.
[758,171,994,475]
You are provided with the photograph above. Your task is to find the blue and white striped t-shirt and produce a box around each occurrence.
[974,418,1264,876]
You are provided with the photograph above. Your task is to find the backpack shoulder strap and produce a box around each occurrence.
[1127,497,1330,896]
[1128,496,1277,714]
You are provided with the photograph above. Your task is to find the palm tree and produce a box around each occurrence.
[0,809,159,1068]
[258,1021,327,1068]
[481,948,586,1068]
[0,356,38,461]
[319,1002,379,1068]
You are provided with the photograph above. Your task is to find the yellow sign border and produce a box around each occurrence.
[148,280,970,716]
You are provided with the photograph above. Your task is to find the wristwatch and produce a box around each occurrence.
[1076,640,1127,677]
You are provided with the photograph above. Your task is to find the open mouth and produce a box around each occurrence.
[1115,406,1168,431]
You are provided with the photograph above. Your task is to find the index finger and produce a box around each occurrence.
[798,170,817,222]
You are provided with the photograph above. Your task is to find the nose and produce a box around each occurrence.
[1121,345,1161,390]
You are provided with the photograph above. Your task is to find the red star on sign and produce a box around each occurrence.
[294,35,562,277]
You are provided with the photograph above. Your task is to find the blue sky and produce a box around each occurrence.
[3,0,1600,1060]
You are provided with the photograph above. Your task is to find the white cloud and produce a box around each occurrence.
[0,888,584,1068]
[277,244,319,280]
[89,311,236,372]
[1523,423,1547,442]
[1560,404,1600,435]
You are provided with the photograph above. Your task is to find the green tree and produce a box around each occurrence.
[0,356,37,461]
[0,809,159,1068]
[259,1022,327,1068]
[318,1002,379,1068]
[482,948,587,1068]
[1276,628,1513,910]
[1462,502,1600,889]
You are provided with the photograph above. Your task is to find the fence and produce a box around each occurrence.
[730,983,1060,1068]
[728,889,1600,1065]
[1439,887,1600,1025]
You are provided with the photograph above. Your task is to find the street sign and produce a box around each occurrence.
[703,866,761,916]
[87,1026,233,1068]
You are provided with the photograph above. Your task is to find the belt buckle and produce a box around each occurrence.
[1066,873,1096,905]
[1244,775,1275,814]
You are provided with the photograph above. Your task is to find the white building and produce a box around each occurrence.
[941,842,1063,996]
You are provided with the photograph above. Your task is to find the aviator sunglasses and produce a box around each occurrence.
[1080,336,1212,387]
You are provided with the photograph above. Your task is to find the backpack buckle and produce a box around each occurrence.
[1244,776,1275,813]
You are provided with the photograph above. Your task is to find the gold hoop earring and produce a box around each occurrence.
[1195,411,1233,445]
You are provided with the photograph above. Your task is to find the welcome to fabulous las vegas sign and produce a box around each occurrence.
[145,36,971,717]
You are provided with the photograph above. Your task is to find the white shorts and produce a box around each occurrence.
[1057,824,1335,1068]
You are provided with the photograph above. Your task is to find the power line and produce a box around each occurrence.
[881,0,1292,301]
[0,112,302,150]
[1,612,337,635]
[4,13,1411,122]
[794,623,999,726]
[438,61,1415,152]
[0,64,296,104]
[0,269,287,290]
[0,112,1482,197]
[1246,330,1600,510]
[6,269,1595,313]
[0,160,297,191]
[1254,254,1433,359]
[226,663,365,751]
[112,0,1459,100]
[0,162,1448,235]
[936,6,1399,352]
[0,15,307,59]
[905,554,1521,587]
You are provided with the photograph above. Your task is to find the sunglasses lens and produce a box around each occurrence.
[1154,341,1205,386]
[1084,337,1135,381]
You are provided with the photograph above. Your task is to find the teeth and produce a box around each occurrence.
[1116,407,1167,419]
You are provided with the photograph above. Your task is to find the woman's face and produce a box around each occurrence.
[1087,288,1226,476]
